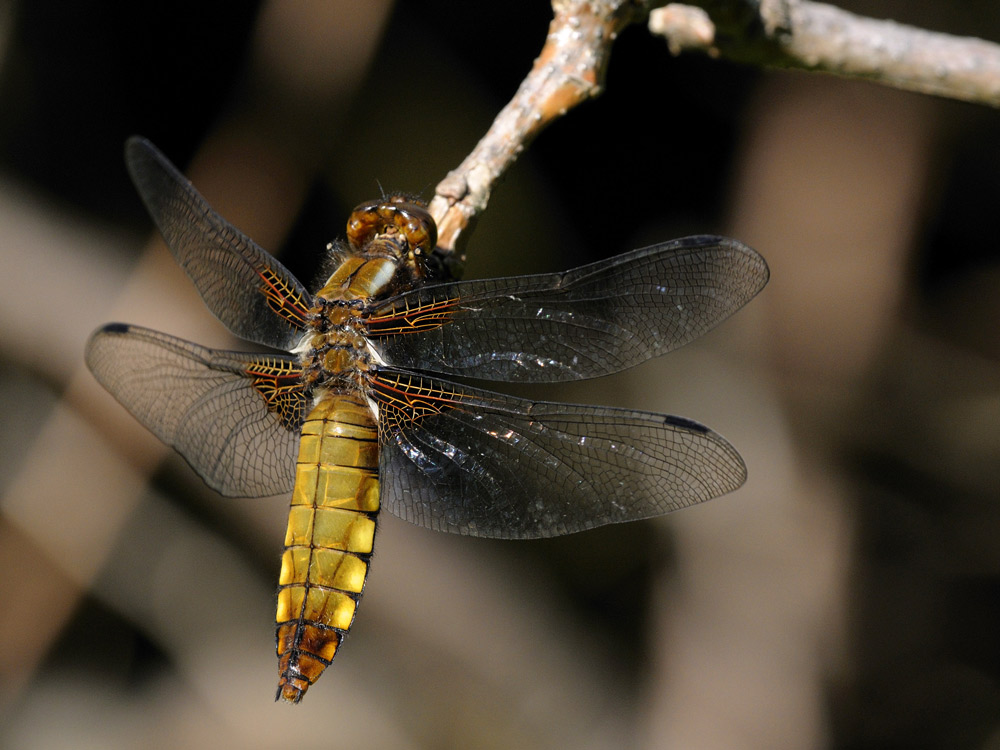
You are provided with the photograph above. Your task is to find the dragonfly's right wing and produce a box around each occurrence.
[372,368,746,539]
[367,235,768,383]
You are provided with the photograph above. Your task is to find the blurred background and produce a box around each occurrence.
[1,1,999,747]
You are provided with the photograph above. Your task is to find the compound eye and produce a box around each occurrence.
[345,198,438,257]
[345,199,383,250]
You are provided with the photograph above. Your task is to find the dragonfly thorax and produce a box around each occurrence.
[299,299,372,389]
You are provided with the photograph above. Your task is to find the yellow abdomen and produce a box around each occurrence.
[275,393,379,703]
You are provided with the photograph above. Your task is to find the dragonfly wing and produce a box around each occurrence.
[125,137,312,350]
[371,369,745,539]
[86,324,305,497]
[366,235,768,383]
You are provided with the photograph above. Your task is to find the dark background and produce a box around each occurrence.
[1,2,999,747]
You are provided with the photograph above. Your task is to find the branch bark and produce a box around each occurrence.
[429,0,1000,273]
[428,0,667,271]
[650,1,1000,108]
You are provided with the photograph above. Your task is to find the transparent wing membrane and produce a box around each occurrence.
[373,369,746,539]
[367,236,768,382]
[86,324,304,497]
[125,137,312,350]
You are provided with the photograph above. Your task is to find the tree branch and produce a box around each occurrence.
[650,1,1000,108]
[428,0,667,271]
[429,0,1000,273]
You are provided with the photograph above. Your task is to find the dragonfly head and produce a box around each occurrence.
[346,196,437,279]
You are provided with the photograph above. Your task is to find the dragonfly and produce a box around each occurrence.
[86,137,769,703]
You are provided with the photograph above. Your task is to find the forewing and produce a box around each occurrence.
[125,137,312,350]
[86,324,306,497]
[366,236,768,382]
[371,369,746,539]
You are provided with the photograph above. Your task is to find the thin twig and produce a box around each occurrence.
[650,1,1000,108]
[428,0,666,270]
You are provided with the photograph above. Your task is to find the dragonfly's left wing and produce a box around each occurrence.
[371,368,745,539]
[125,138,312,350]
[86,324,305,497]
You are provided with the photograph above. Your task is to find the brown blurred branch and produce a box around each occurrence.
[650,1,1000,107]
[428,0,668,266]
